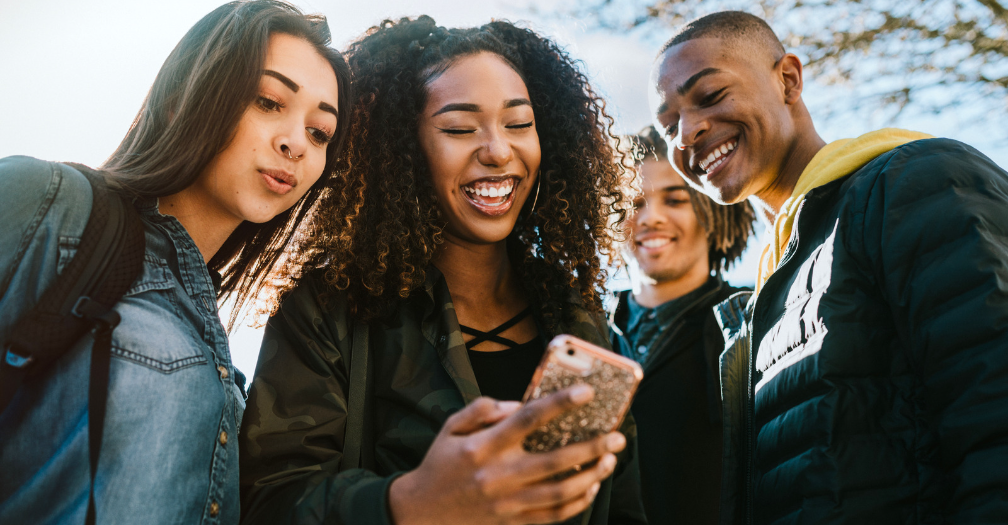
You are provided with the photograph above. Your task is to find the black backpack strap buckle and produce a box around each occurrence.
[3,345,34,369]
[71,296,122,328]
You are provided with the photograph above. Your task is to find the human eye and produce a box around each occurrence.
[505,121,534,130]
[699,87,727,107]
[663,121,679,138]
[256,95,283,112]
[666,191,690,205]
[307,126,334,147]
[436,127,476,135]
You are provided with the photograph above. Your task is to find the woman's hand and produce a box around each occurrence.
[388,385,626,525]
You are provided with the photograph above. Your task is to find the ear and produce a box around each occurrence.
[778,53,804,105]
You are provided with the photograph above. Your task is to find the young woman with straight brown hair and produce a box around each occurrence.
[0,2,351,523]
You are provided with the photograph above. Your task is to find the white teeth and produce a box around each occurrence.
[698,140,737,172]
[463,180,514,200]
[640,238,671,249]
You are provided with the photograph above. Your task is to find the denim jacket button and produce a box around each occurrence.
[209,501,220,517]
[217,365,228,379]
[219,431,228,445]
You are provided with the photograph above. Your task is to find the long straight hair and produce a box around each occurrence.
[102,0,352,327]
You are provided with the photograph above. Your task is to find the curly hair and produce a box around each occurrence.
[628,125,756,273]
[278,15,631,332]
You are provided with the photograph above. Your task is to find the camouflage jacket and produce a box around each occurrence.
[238,267,647,525]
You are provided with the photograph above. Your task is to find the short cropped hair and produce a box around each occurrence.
[628,125,756,274]
[659,10,785,62]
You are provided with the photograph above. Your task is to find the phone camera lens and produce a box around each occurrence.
[567,349,575,356]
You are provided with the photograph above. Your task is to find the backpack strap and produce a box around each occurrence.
[340,321,369,472]
[0,163,145,524]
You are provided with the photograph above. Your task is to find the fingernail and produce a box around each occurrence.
[606,433,626,451]
[602,454,617,471]
[496,400,522,412]
[570,385,593,403]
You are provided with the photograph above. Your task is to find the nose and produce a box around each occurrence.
[477,128,514,167]
[634,199,666,229]
[676,109,709,150]
[276,121,308,161]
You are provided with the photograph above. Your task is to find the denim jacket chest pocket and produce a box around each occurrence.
[111,253,208,373]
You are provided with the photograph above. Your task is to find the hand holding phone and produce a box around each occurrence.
[522,335,643,453]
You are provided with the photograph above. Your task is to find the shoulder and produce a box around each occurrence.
[848,138,1007,202]
[272,269,352,344]
[0,156,93,211]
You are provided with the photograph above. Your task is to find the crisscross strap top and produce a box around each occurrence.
[459,306,533,350]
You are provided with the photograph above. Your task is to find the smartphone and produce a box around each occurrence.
[521,334,643,453]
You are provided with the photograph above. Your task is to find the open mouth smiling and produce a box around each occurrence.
[461,176,519,216]
[693,138,738,177]
[635,234,676,253]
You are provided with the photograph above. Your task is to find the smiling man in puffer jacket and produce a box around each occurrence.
[648,10,1008,525]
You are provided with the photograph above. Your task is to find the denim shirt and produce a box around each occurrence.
[0,156,245,524]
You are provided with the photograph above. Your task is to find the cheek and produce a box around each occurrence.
[671,152,693,181]
[518,134,542,173]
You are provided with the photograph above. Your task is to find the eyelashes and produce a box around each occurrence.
[436,121,535,135]
[256,95,334,146]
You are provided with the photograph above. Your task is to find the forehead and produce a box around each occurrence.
[639,158,687,192]
[264,33,339,99]
[652,38,737,93]
[424,52,530,109]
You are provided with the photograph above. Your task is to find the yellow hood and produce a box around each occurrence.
[754,128,933,294]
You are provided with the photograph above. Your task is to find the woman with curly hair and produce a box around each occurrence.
[238,15,645,525]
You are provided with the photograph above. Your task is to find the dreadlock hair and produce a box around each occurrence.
[628,125,756,273]
[275,16,631,334]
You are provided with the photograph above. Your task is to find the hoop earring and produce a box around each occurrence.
[528,177,541,215]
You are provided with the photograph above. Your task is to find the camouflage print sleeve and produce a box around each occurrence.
[237,275,397,525]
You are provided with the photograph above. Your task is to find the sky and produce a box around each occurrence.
[3,0,1003,378]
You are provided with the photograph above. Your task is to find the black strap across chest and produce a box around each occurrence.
[460,306,533,350]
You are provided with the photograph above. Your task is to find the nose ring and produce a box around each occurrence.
[283,146,302,160]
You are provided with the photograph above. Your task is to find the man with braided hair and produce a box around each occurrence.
[650,10,1008,525]
[608,125,755,525]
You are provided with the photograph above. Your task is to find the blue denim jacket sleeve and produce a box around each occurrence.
[0,155,92,338]
[1,156,244,525]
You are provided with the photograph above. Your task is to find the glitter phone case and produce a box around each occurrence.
[521,335,643,453]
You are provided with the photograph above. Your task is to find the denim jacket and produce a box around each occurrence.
[0,156,245,524]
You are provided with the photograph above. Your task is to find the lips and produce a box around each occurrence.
[260,168,296,196]
[461,176,519,216]
[635,234,675,254]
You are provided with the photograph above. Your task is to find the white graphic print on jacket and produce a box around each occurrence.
[755,220,838,394]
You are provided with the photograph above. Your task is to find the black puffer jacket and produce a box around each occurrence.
[609,277,748,525]
[717,139,1008,524]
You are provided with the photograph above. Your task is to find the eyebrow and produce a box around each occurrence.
[265,69,338,118]
[431,98,532,117]
[655,67,722,115]
[319,101,338,119]
[264,70,299,92]
[678,67,720,96]
[662,184,691,192]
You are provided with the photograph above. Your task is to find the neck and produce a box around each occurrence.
[158,189,242,263]
[432,236,524,321]
[751,121,827,219]
[631,262,711,308]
